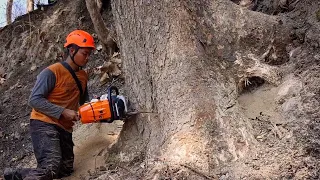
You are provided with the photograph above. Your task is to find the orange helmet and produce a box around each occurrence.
[64,30,95,49]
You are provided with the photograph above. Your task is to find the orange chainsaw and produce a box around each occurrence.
[78,86,128,124]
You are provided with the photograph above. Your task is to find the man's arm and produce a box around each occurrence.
[28,68,64,119]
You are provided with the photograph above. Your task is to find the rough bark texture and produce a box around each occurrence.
[109,0,301,178]
[6,0,13,25]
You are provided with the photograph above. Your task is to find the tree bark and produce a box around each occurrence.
[85,0,116,57]
[27,0,34,12]
[6,0,13,25]
[110,0,292,178]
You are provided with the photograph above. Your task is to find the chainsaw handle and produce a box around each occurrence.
[107,86,119,123]
[108,86,119,97]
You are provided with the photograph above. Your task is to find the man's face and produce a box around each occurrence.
[73,47,93,67]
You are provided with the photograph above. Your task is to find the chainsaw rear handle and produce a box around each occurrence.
[103,86,119,123]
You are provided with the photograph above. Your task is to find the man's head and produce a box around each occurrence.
[64,30,95,68]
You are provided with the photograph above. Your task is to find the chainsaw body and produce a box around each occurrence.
[79,86,127,124]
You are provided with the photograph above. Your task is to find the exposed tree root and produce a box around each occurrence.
[236,42,283,94]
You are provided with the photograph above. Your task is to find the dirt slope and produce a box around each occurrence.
[0,0,117,177]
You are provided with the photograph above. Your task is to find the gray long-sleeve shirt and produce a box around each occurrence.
[28,69,65,119]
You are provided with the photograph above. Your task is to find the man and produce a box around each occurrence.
[4,30,95,180]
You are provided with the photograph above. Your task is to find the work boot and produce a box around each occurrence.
[3,168,22,180]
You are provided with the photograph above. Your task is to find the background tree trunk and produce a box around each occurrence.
[27,0,34,12]
[85,0,116,57]
[6,0,13,25]
[109,0,292,178]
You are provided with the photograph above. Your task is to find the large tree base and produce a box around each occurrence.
[91,0,320,179]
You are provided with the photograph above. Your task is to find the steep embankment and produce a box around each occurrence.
[0,0,119,177]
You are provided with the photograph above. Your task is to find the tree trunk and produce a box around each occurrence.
[85,0,116,57]
[27,0,34,12]
[110,0,292,178]
[6,0,13,25]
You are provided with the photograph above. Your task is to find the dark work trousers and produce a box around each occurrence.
[6,120,74,180]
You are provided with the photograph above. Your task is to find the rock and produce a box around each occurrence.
[3,96,10,103]
[30,64,37,72]
[96,44,103,51]
[0,77,5,85]
[281,97,300,113]
[239,0,256,10]
[11,157,18,162]
[20,122,28,128]
[99,166,107,171]
[252,164,260,170]
[289,47,302,59]
[219,173,229,180]
[0,131,3,138]
[140,163,145,169]
[10,132,20,139]
[314,54,320,61]
[277,75,302,100]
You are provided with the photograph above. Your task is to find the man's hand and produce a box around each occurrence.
[62,109,79,121]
